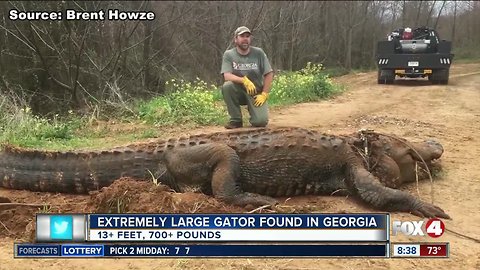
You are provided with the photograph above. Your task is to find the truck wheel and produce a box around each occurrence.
[378,69,395,84]
[430,69,449,85]
[377,70,385,84]
[439,69,449,85]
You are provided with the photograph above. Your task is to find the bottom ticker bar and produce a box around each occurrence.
[15,243,388,258]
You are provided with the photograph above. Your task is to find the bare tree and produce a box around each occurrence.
[426,0,437,27]
[0,0,478,115]
[451,1,457,43]
[434,0,447,28]
[414,1,423,26]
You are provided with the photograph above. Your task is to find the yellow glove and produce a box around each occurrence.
[242,76,256,96]
[254,92,269,107]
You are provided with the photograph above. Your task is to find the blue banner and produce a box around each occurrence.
[15,243,388,257]
[88,214,387,229]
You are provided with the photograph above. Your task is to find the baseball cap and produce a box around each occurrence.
[235,26,251,36]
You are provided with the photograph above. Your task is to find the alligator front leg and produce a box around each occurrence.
[346,165,451,219]
[163,143,277,207]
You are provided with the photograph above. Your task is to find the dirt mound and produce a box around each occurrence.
[0,178,334,241]
[87,178,245,214]
[0,191,91,241]
[0,206,36,241]
[0,178,244,241]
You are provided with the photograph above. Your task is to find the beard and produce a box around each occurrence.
[238,43,250,51]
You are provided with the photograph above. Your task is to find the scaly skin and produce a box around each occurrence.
[0,127,450,219]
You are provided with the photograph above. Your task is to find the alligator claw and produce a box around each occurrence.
[411,201,451,219]
[257,196,279,207]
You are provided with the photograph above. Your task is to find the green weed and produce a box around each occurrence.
[0,65,342,149]
[269,62,342,106]
[137,78,227,126]
[0,105,85,148]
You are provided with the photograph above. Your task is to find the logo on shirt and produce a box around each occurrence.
[233,61,258,71]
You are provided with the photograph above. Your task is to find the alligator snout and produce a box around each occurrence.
[422,140,444,160]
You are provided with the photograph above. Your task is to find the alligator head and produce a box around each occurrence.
[347,132,444,188]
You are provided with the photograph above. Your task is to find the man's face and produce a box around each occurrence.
[235,33,251,51]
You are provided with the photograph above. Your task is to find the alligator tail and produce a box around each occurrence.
[0,144,163,194]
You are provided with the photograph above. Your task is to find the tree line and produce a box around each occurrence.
[0,1,478,115]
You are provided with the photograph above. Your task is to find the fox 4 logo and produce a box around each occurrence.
[392,218,445,238]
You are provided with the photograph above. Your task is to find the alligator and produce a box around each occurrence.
[0,127,450,219]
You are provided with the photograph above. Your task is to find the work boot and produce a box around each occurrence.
[224,121,243,129]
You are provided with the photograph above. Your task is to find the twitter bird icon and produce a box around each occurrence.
[50,216,73,240]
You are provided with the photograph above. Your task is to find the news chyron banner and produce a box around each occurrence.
[15,213,390,258]
[87,213,388,242]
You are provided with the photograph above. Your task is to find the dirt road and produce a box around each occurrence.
[1,63,479,269]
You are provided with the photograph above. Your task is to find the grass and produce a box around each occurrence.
[452,45,480,63]
[324,66,357,77]
[0,62,343,150]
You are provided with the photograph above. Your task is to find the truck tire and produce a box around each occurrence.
[377,69,395,84]
[429,69,449,85]
[439,69,450,85]
[377,70,385,84]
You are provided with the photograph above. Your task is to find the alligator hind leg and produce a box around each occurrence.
[163,143,277,207]
[346,165,450,219]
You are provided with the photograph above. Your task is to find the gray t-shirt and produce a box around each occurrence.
[221,46,273,90]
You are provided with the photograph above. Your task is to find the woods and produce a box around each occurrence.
[0,1,479,115]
